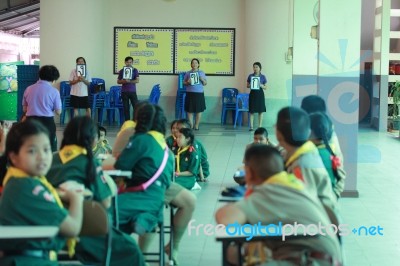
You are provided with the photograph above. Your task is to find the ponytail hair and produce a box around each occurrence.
[0,120,49,183]
[309,112,335,156]
[309,112,341,181]
[135,103,167,135]
[61,116,97,186]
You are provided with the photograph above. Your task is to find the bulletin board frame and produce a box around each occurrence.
[113,27,235,76]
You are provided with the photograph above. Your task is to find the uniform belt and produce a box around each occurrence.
[275,250,342,266]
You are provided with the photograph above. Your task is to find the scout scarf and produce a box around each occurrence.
[245,171,304,198]
[59,145,87,164]
[175,145,195,172]
[285,141,316,168]
[3,166,77,258]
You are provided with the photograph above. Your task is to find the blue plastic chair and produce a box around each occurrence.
[60,95,74,125]
[221,88,239,125]
[234,93,250,128]
[92,91,121,126]
[60,81,71,98]
[108,86,124,125]
[149,84,161,104]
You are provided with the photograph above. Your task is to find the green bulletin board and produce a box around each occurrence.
[0,61,24,120]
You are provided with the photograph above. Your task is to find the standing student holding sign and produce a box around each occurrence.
[247,62,267,131]
[183,58,207,131]
[69,57,92,117]
[117,56,140,121]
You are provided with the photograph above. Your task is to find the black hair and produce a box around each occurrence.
[76,57,86,64]
[61,116,97,186]
[125,56,134,62]
[170,120,179,130]
[0,120,50,183]
[301,95,327,114]
[38,65,60,82]
[253,62,262,70]
[179,128,195,146]
[309,112,335,156]
[254,127,268,138]
[191,58,200,67]
[244,145,283,180]
[276,107,311,147]
[98,126,107,138]
[132,100,150,122]
[177,118,192,129]
[135,103,167,135]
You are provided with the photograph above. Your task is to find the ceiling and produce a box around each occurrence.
[0,0,40,37]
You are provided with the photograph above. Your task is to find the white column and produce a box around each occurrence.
[318,0,362,197]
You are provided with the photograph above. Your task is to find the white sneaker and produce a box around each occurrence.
[191,182,202,190]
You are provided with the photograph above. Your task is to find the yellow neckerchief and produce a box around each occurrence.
[147,130,166,149]
[264,171,304,190]
[245,171,304,197]
[118,120,136,136]
[59,145,87,164]
[176,145,190,173]
[3,167,76,259]
[285,141,315,168]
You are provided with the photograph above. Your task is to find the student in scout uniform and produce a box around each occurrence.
[108,104,196,265]
[92,125,112,158]
[0,120,84,266]
[309,112,342,198]
[275,106,337,210]
[113,103,175,254]
[175,127,201,190]
[247,62,268,131]
[177,119,210,181]
[183,58,207,130]
[165,119,179,154]
[117,56,140,121]
[215,145,343,266]
[69,57,92,117]
[46,116,145,266]
[301,95,346,198]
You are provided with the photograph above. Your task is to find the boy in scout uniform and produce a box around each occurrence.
[215,145,343,266]
[47,116,145,266]
[275,107,337,210]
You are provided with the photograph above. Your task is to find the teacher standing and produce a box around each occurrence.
[183,58,207,131]
[247,62,267,131]
[22,65,62,151]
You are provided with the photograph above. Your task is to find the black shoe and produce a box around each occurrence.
[249,128,253,131]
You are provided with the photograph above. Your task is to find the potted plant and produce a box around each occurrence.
[389,81,400,130]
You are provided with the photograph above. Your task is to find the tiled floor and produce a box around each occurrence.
[56,122,400,266]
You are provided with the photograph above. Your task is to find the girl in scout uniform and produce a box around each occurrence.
[114,103,174,253]
[46,116,145,266]
[175,127,200,190]
[0,120,84,266]
[166,119,179,154]
[177,119,210,182]
[309,112,342,198]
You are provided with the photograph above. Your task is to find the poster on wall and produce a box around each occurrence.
[0,61,23,120]
[174,28,235,76]
[114,27,174,74]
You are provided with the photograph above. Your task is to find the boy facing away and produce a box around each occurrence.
[215,145,343,266]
